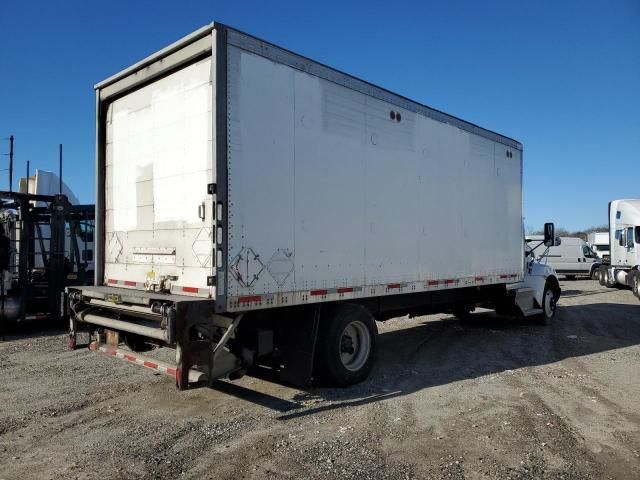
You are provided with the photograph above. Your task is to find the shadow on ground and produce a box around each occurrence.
[4,299,637,418]
[0,322,66,342]
[214,301,640,418]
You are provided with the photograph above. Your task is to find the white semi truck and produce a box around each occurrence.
[597,199,640,300]
[66,23,561,389]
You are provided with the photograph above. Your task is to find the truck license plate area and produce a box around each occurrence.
[105,293,122,304]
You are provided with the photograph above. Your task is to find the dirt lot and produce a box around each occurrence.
[1,279,639,480]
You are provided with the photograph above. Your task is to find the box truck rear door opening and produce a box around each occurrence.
[104,57,215,296]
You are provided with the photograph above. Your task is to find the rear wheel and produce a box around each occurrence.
[604,268,616,288]
[315,304,378,387]
[631,272,640,299]
[590,267,599,280]
[598,267,606,286]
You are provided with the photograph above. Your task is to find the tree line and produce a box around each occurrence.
[527,225,608,241]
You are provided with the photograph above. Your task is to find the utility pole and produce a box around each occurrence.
[26,160,30,189]
[59,144,63,194]
[9,135,14,192]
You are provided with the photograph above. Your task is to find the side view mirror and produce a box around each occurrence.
[543,222,555,247]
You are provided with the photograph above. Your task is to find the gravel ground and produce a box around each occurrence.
[1,279,639,479]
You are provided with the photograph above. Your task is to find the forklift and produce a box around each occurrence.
[0,190,95,329]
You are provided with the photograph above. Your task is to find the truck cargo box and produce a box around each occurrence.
[96,23,524,314]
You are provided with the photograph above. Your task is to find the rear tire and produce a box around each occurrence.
[315,304,378,387]
[631,272,640,299]
[590,267,599,280]
[604,268,616,288]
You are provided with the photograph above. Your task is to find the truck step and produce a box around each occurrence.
[89,342,205,384]
[514,287,542,317]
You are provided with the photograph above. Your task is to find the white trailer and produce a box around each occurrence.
[597,199,640,300]
[587,231,610,262]
[66,23,561,389]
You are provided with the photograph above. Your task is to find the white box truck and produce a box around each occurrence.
[587,231,610,262]
[597,199,640,300]
[66,23,561,389]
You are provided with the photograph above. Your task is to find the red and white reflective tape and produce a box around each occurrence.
[238,295,263,304]
[89,342,177,377]
[499,274,520,279]
[25,313,49,321]
[107,279,209,296]
[311,286,363,296]
[106,278,144,288]
[174,285,210,296]
[229,274,523,309]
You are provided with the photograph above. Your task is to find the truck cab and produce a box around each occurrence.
[598,199,640,300]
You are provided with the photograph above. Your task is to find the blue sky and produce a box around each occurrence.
[0,0,638,231]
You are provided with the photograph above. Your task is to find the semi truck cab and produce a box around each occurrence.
[598,199,640,300]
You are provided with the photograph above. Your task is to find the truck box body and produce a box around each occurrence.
[587,231,610,260]
[96,23,524,314]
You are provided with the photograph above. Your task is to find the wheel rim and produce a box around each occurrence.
[544,290,556,318]
[339,320,371,372]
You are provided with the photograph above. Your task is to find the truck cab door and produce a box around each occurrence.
[582,245,596,269]
[635,227,640,265]
[625,227,635,265]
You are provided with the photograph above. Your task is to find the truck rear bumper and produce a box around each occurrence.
[67,285,217,344]
[66,285,243,390]
[89,342,206,384]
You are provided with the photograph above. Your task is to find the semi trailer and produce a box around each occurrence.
[66,23,561,389]
[597,199,640,300]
